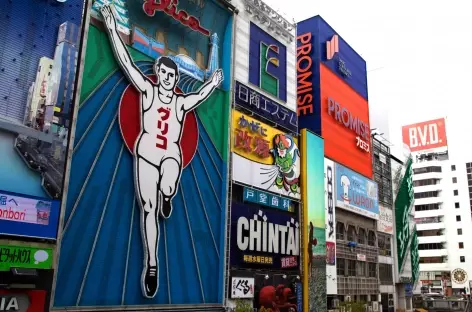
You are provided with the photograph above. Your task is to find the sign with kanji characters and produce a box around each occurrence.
[232,110,301,199]
[0,244,53,271]
[231,277,255,299]
[234,81,297,133]
[230,202,300,270]
[243,187,294,212]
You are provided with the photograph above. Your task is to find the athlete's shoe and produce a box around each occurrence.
[160,198,173,219]
[143,265,158,298]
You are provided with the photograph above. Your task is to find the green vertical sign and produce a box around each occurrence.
[395,157,414,272]
[0,245,53,271]
[411,227,420,284]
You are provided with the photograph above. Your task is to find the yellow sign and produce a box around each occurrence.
[231,110,298,165]
[243,254,273,264]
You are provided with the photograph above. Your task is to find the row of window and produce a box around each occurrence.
[336,222,376,246]
[414,166,442,174]
[415,191,440,199]
[336,259,377,278]
[414,179,440,187]
[415,204,440,211]
[418,243,445,250]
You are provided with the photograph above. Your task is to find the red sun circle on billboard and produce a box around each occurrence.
[118,75,198,168]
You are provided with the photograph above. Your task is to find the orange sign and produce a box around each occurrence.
[320,63,372,178]
[402,118,448,152]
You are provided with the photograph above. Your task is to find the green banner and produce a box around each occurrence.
[395,157,414,272]
[411,227,420,284]
[0,245,53,271]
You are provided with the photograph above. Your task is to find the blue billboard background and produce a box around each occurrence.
[335,163,379,219]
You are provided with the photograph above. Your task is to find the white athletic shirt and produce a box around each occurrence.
[136,86,184,166]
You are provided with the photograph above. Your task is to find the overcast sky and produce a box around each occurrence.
[263,0,471,159]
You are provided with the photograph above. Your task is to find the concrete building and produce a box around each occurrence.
[28,57,53,125]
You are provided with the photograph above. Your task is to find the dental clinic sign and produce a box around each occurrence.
[335,163,379,219]
[230,203,300,270]
[395,157,414,272]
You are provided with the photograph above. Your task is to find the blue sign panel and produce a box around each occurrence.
[296,282,303,312]
[243,187,294,212]
[335,163,379,219]
[0,190,60,239]
[234,81,297,133]
[230,202,300,270]
[296,16,368,100]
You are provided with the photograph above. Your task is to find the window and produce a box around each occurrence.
[337,258,345,276]
[336,222,344,240]
[457,215,461,222]
[378,233,392,256]
[460,256,465,263]
[454,190,459,196]
[418,243,445,250]
[415,191,440,199]
[414,166,442,174]
[455,202,460,209]
[379,264,393,284]
[452,165,456,171]
[459,242,464,249]
[358,228,366,245]
[369,263,377,278]
[357,261,366,276]
[368,231,376,246]
[458,229,463,235]
[415,204,440,211]
[453,177,458,183]
[414,179,440,187]
[347,225,356,242]
[348,260,356,276]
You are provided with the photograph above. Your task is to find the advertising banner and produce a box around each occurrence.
[395,157,414,272]
[234,81,298,133]
[402,118,448,153]
[0,244,53,271]
[378,205,394,234]
[335,163,379,219]
[53,0,233,308]
[0,0,87,239]
[300,129,326,312]
[0,190,60,239]
[411,227,419,284]
[230,202,300,270]
[232,110,301,199]
[0,290,47,312]
[230,277,255,299]
[243,187,295,213]
[324,158,337,295]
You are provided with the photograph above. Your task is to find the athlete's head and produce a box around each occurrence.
[155,57,179,91]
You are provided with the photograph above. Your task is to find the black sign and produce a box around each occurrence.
[327,165,334,238]
[234,81,298,133]
[230,202,300,270]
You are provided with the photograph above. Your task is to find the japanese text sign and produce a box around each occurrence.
[0,245,53,271]
[231,277,255,299]
[243,187,294,212]
[234,81,297,133]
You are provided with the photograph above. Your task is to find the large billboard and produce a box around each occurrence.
[232,110,301,199]
[300,130,326,312]
[296,16,372,178]
[324,158,337,295]
[53,0,233,309]
[335,163,379,219]
[0,0,86,239]
[402,118,448,153]
[230,202,300,271]
[378,205,394,235]
[233,1,296,113]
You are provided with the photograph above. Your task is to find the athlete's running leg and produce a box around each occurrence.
[159,158,182,219]
[135,156,160,298]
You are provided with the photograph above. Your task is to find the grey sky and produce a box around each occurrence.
[263,0,471,157]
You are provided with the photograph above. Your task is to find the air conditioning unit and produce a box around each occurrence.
[345,295,352,302]
[334,299,340,308]
[372,302,379,312]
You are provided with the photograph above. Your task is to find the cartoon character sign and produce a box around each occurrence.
[340,175,350,203]
[270,134,300,194]
[100,5,223,298]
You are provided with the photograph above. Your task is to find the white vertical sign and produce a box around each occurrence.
[325,158,337,295]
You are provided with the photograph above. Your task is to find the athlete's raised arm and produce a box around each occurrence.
[180,69,223,112]
[100,5,152,95]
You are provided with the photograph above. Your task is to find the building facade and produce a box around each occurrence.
[403,118,472,296]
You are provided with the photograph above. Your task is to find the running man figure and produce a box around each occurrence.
[100,5,223,298]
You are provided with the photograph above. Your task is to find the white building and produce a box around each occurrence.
[28,57,53,124]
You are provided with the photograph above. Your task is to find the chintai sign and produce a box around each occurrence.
[230,203,300,270]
